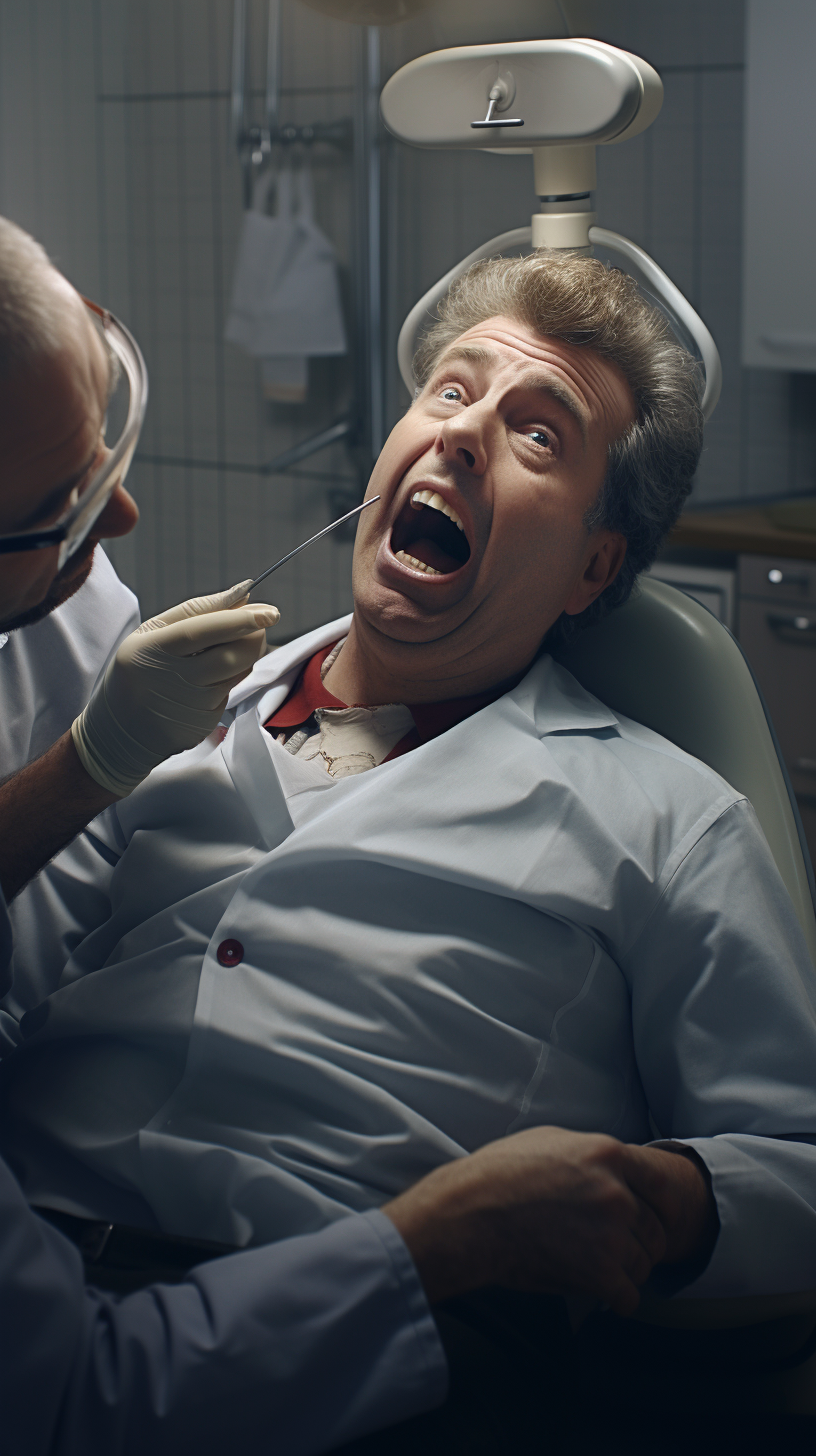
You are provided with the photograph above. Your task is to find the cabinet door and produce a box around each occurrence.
[738,599,816,856]
[743,0,816,371]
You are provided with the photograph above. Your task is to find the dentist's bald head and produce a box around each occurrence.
[0,217,138,630]
[0,218,84,374]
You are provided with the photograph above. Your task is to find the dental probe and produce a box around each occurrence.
[247,496,380,592]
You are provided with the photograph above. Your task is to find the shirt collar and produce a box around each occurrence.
[231,613,620,741]
[227,614,353,713]
[510,652,619,736]
[266,641,519,744]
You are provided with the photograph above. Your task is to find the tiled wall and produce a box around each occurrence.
[0,0,812,625]
[0,0,361,627]
[99,0,363,629]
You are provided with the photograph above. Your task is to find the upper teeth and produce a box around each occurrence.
[411,490,464,532]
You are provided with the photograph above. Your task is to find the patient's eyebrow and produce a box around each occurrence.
[517,372,589,448]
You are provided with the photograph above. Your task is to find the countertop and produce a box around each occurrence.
[671,496,816,560]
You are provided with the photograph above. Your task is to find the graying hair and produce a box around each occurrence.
[414,251,704,643]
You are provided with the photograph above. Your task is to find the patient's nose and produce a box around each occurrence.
[434,409,487,474]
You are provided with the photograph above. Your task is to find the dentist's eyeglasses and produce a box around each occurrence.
[0,298,148,568]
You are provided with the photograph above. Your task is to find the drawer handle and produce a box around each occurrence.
[767,612,816,645]
[767,568,810,588]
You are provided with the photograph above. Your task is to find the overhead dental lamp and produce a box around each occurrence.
[381,39,722,420]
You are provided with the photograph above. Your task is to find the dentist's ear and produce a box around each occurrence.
[563,532,627,616]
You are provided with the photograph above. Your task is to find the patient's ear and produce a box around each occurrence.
[563,532,627,617]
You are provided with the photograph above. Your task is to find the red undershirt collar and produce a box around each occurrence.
[264,641,519,761]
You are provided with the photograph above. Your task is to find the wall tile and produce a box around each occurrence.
[567,0,745,70]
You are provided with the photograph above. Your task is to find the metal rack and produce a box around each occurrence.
[230,0,383,480]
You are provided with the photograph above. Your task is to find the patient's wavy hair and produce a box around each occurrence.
[412,251,704,643]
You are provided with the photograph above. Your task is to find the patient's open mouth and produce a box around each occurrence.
[389,490,472,576]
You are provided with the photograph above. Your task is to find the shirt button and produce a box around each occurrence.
[216,939,244,967]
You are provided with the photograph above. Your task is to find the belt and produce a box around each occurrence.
[34,1206,237,1294]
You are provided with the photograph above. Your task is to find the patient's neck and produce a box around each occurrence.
[321,613,533,707]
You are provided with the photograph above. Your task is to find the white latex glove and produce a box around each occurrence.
[72,581,279,797]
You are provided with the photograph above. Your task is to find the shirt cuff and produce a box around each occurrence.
[648,1134,816,1299]
[362,1208,448,1405]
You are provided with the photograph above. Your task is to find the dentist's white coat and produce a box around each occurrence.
[0,547,138,778]
[4,615,816,1301]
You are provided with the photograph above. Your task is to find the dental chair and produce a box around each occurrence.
[383,33,816,1423]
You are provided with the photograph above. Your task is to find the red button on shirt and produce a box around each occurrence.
[216,939,244,967]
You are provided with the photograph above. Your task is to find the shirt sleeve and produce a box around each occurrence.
[0,808,128,1052]
[623,796,816,1298]
[0,1157,445,1456]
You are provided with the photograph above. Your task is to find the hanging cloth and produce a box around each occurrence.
[225,159,347,401]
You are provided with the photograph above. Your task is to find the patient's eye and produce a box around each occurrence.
[440,386,463,402]
[524,428,554,450]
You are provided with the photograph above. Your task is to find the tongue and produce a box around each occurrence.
[408,537,462,573]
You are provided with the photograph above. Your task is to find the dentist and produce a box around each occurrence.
[0,212,445,1456]
[0,218,281,902]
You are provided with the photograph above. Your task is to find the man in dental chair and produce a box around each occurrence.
[3,251,816,1358]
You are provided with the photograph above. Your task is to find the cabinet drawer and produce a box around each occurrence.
[738,598,816,798]
[739,553,816,605]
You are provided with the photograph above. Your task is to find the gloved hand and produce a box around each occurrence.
[72,581,279,797]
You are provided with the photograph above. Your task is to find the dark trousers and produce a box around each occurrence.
[41,1210,816,1455]
[335,1289,816,1456]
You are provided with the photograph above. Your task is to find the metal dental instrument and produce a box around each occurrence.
[247,496,380,592]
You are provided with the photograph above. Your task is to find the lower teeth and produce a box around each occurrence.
[395,549,441,575]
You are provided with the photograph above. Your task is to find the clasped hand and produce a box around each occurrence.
[385,1125,718,1316]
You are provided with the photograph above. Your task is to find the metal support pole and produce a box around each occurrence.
[231,0,247,148]
[366,26,384,460]
[265,0,281,139]
[352,24,384,474]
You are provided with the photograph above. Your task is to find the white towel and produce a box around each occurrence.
[226,161,347,387]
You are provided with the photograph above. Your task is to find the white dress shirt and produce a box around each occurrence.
[0,547,139,776]
[3,613,816,1301]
